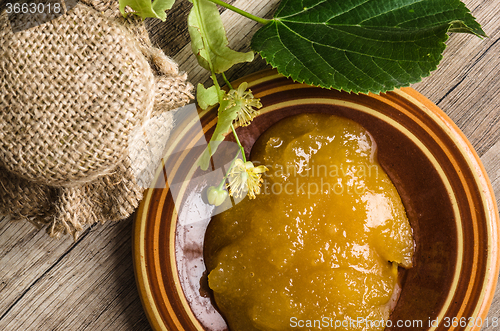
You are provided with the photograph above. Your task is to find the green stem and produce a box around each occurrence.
[193,0,249,177]
[205,0,271,25]
[216,176,226,190]
[222,72,233,90]
[211,72,224,101]
[231,124,246,162]
[216,154,238,189]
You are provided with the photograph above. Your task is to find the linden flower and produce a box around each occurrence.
[228,159,268,199]
[225,82,262,127]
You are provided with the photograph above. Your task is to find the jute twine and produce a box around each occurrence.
[0,0,193,239]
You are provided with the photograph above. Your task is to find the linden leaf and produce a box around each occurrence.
[119,0,175,21]
[251,0,486,94]
[197,83,220,110]
[198,99,241,171]
[188,0,254,73]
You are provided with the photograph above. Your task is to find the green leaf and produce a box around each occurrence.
[198,99,241,171]
[251,0,486,94]
[197,83,220,110]
[151,0,175,19]
[119,0,174,21]
[188,0,254,73]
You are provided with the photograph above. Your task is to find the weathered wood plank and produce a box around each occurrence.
[0,216,75,317]
[412,0,500,157]
[0,215,151,331]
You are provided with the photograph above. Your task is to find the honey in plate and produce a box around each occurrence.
[205,113,414,331]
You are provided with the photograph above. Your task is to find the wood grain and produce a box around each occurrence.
[0,0,499,330]
[412,0,500,157]
[0,215,152,331]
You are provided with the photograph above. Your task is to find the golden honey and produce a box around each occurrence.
[205,113,414,331]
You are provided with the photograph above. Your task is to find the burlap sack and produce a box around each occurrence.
[0,0,193,239]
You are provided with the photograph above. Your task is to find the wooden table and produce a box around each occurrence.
[1,0,499,330]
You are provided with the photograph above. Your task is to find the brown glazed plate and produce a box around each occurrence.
[133,69,500,331]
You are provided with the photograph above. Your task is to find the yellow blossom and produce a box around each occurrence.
[225,82,262,127]
[227,159,268,199]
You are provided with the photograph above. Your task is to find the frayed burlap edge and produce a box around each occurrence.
[0,158,143,241]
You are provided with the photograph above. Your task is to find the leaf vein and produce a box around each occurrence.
[342,51,380,90]
[325,0,372,23]
[394,8,463,27]
[280,22,363,89]
[275,23,325,84]
[277,0,328,20]
[371,57,406,87]
[356,0,428,25]
[280,22,436,62]
[281,20,447,43]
